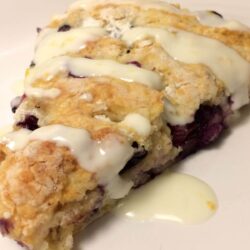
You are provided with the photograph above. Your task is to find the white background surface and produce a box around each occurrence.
[0,0,250,250]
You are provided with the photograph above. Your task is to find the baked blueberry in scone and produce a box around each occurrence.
[0,0,250,249]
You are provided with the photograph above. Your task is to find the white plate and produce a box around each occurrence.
[0,1,250,249]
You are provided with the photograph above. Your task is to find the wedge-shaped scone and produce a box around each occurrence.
[0,0,250,249]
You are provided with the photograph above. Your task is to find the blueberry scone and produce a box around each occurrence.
[0,0,250,249]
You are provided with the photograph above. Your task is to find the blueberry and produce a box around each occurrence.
[169,104,227,158]
[36,27,42,33]
[210,10,223,18]
[17,115,39,131]
[201,123,224,145]
[128,61,142,68]
[132,141,139,148]
[10,94,26,113]
[0,219,12,235]
[68,72,86,78]
[58,24,71,32]
[30,61,36,68]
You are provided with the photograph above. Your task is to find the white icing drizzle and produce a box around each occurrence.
[123,27,250,111]
[34,27,107,64]
[26,56,162,90]
[25,60,64,98]
[26,27,106,98]
[70,0,189,15]
[0,129,31,150]
[195,11,250,32]
[1,125,134,199]
[121,113,152,137]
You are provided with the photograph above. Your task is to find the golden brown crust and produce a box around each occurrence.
[0,141,97,249]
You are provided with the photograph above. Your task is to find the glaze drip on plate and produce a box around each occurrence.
[115,172,218,224]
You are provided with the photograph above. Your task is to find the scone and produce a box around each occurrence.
[0,0,250,249]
